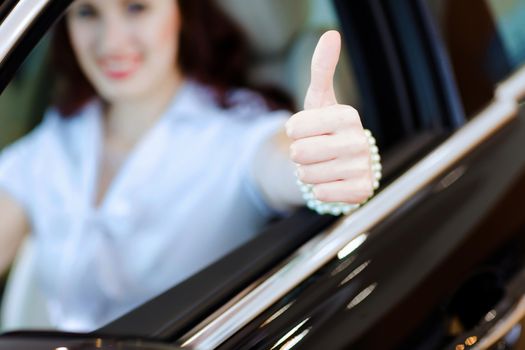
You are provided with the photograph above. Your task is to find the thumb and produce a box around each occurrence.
[304,30,341,110]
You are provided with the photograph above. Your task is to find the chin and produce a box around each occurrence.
[98,83,150,103]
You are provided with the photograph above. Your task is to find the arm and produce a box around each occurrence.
[0,191,29,278]
[251,128,303,212]
[252,31,374,212]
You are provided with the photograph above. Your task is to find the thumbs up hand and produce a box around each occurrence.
[285,31,375,205]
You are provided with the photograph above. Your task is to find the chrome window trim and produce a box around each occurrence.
[0,0,52,64]
[1,0,525,348]
[180,82,522,348]
[496,65,525,102]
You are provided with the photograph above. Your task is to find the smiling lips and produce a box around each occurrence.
[98,55,142,80]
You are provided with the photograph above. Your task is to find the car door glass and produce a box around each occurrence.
[0,0,362,333]
[426,0,525,117]
[488,0,525,67]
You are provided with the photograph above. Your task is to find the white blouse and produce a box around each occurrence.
[0,81,290,331]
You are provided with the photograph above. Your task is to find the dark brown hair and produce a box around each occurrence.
[51,0,295,117]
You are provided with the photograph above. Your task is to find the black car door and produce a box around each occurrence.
[2,0,525,350]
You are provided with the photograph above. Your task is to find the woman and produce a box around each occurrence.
[0,0,375,331]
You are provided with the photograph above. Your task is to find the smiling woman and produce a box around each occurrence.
[0,0,376,334]
[4,0,524,349]
[65,0,183,114]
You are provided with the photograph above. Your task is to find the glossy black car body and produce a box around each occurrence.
[1,0,525,349]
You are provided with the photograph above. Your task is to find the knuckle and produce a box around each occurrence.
[289,145,299,162]
[363,179,374,193]
[359,156,372,171]
[289,142,297,157]
[362,179,374,198]
[357,194,369,203]
[353,133,369,152]
[344,181,372,203]
[337,104,358,115]
[352,191,368,204]
[295,110,310,120]
[285,118,299,138]
[285,121,293,138]
[338,105,360,124]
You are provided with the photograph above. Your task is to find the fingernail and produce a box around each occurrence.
[285,122,293,137]
[290,146,297,159]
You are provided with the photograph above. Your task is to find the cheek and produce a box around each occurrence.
[68,24,97,64]
[161,3,181,43]
[143,10,180,61]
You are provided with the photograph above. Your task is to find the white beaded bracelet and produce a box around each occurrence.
[297,129,382,216]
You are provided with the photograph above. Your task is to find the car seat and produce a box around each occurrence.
[0,37,51,150]
[0,237,51,331]
[0,0,360,332]
[219,0,360,107]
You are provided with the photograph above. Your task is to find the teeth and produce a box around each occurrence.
[107,62,133,70]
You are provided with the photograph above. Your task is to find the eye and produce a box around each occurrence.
[72,4,98,19]
[126,1,148,15]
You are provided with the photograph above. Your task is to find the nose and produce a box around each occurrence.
[97,15,131,55]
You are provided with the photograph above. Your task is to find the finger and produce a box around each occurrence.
[290,133,369,165]
[286,105,360,140]
[313,179,373,204]
[297,158,371,184]
[304,30,341,110]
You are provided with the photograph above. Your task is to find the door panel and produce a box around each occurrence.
[216,104,525,350]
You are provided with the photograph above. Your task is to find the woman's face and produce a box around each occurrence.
[66,0,181,103]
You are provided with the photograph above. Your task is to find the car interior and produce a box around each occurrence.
[2,0,525,348]
[0,0,359,332]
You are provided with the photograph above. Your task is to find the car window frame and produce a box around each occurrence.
[0,0,19,24]
[0,0,71,93]
[172,0,525,347]
[107,0,525,347]
[0,0,340,339]
[2,0,524,348]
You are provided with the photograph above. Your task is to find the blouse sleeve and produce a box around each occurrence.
[0,109,56,212]
[239,110,291,217]
[0,130,39,211]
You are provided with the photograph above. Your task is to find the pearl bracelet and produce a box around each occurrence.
[297,129,382,216]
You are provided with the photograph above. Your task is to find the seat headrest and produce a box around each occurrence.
[216,0,309,56]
